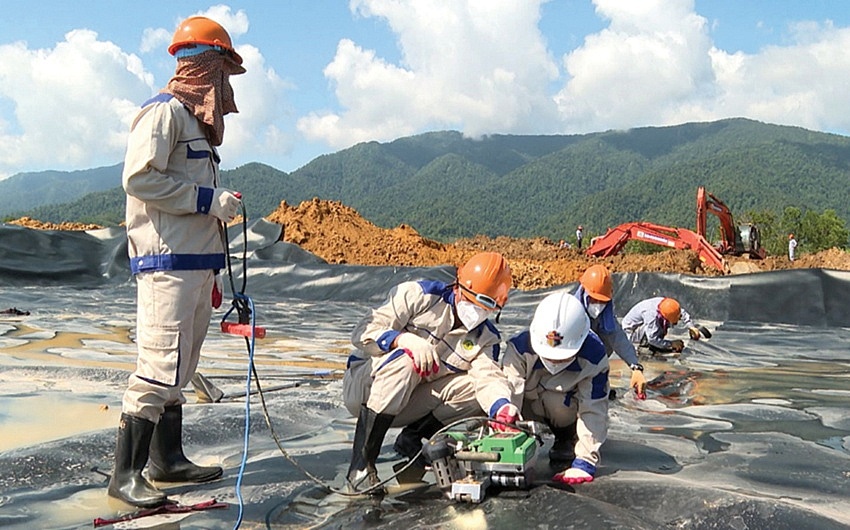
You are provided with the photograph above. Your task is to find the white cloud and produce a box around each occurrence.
[0,8,290,178]
[297,0,560,148]
[197,5,250,38]
[554,0,850,134]
[300,0,850,154]
[140,27,170,54]
[554,0,715,132]
[704,21,850,133]
[0,29,155,177]
[222,44,295,165]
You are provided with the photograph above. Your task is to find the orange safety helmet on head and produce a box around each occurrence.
[788,233,794,240]
[579,265,612,302]
[457,252,512,310]
[658,297,681,324]
[168,16,243,64]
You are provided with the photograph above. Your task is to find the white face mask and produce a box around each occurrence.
[586,302,606,319]
[540,357,571,375]
[456,300,491,330]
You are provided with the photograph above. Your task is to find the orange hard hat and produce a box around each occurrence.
[788,233,794,239]
[658,297,681,324]
[168,16,243,64]
[579,265,612,302]
[457,252,512,309]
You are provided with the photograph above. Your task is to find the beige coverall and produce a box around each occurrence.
[343,280,513,426]
[121,94,226,423]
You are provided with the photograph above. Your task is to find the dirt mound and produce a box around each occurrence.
[6,216,103,231]
[264,199,850,290]
[10,199,850,290]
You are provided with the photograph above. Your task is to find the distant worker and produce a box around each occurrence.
[558,239,571,249]
[574,265,646,399]
[500,291,609,485]
[342,252,518,493]
[788,234,797,262]
[107,16,245,508]
[576,225,584,249]
[621,297,709,355]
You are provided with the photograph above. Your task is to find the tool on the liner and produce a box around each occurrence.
[93,498,227,527]
[422,420,541,503]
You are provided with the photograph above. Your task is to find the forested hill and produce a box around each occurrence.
[6,118,850,243]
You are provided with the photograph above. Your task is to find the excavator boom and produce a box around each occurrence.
[586,222,728,272]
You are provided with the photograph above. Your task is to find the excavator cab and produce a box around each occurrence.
[696,187,766,260]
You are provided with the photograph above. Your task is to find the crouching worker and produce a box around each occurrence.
[500,291,609,485]
[622,297,707,355]
[342,252,519,493]
[574,265,646,398]
[107,15,245,508]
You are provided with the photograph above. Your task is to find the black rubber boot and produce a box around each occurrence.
[107,414,167,508]
[393,412,444,460]
[346,405,395,494]
[549,422,578,464]
[148,405,223,483]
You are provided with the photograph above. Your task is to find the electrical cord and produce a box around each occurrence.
[220,208,544,524]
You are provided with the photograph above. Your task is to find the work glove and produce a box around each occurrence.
[397,333,440,377]
[670,339,685,353]
[629,364,647,400]
[553,467,594,485]
[211,272,223,309]
[209,188,242,223]
[489,403,519,432]
[688,327,701,341]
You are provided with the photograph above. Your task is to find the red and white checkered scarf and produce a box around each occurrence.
[162,51,245,146]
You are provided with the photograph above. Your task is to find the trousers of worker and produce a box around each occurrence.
[122,269,214,423]
[343,355,481,427]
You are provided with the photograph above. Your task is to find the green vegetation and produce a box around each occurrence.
[4,118,850,259]
[748,207,850,256]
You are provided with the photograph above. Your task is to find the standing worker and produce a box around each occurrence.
[576,225,584,249]
[621,297,707,355]
[500,292,609,485]
[788,234,797,261]
[574,265,646,400]
[342,252,518,493]
[108,16,245,508]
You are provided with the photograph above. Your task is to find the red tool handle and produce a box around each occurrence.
[221,321,266,338]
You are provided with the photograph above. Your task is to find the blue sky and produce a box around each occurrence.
[0,0,848,179]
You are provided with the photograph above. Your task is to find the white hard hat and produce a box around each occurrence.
[529,291,590,361]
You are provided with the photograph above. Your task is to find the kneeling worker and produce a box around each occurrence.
[342,252,519,493]
[500,291,610,485]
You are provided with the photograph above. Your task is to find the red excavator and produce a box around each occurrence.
[585,187,765,273]
[696,186,766,259]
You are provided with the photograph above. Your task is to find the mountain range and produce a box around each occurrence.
[3,118,849,244]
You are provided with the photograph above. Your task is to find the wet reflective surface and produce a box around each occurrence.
[1,263,849,528]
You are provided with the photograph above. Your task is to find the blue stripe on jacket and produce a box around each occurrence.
[130,253,225,274]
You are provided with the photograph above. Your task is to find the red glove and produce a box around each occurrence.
[553,467,594,485]
[489,403,519,432]
[211,273,223,309]
[397,333,440,377]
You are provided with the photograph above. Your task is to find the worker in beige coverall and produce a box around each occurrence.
[501,291,610,485]
[107,16,245,508]
[342,252,520,493]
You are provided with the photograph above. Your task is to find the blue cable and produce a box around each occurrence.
[232,293,256,530]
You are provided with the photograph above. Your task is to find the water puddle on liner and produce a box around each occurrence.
[0,393,119,451]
